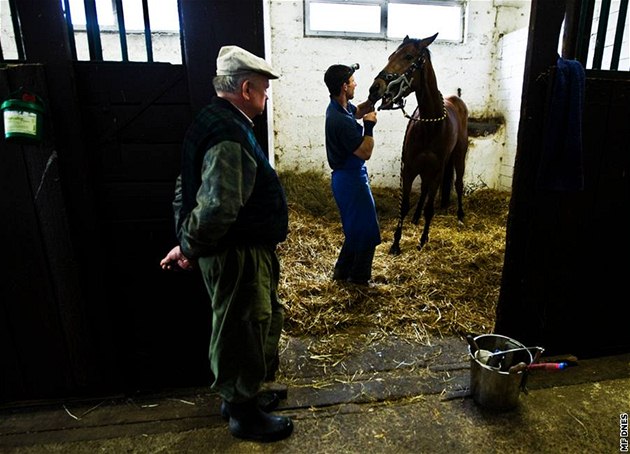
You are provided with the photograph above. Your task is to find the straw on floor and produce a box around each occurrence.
[276,170,510,365]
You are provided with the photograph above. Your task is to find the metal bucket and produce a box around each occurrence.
[468,334,533,411]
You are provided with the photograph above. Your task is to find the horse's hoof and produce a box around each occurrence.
[389,246,401,256]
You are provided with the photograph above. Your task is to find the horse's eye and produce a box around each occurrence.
[405,54,414,61]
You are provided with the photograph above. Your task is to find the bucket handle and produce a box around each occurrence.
[486,345,544,358]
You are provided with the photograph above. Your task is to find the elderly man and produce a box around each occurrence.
[160,45,292,442]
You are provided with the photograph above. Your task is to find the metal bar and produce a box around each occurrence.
[142,0,153,62]
[8,0,25,60]
[592,0,611,69]
[610,0,629,70]
[62,0,78,60]
[380,2,387,37]
[562,0,581,59]
[83,0,103,61]
[113,0,129,62]
[576,0,595,67]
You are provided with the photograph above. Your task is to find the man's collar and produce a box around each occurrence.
[330,97,352,115]
[231,103,254,127]
[216,95,254,127]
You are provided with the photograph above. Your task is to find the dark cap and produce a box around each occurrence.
[324,63,360,96]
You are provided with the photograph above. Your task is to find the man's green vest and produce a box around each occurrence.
[178,97,288,254]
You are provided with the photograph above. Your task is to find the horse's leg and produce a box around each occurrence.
[390,219,404,256]
[440,154,454,209]
[453,143,467,223]
[418,180,440,250]
[411,186,428,225]
[389,165,414,255]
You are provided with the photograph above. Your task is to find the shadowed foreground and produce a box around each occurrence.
[1,334,628,453]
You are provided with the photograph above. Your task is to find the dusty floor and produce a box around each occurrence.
[1,334,628,453]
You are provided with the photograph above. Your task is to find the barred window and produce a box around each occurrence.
[304,0,466,42]
[61,0,182,63]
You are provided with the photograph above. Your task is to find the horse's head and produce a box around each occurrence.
[368,33,438,110]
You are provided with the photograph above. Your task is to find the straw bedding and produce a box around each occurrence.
[277,170,510,344]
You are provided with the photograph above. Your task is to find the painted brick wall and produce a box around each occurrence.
[269,0,531,190]
[495,27,529,191]
[0,0,532,191]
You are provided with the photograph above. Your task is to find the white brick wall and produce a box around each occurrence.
[0,0,534,191]
[587,0,630,70]
[269,0,532,190]
[495,27,529,191]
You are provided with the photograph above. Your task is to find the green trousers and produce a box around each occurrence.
[198,245,284,403]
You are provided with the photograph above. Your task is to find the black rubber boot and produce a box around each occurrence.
[224,399,293,442]
[348,247,375,284]
[332,242,351,282]
[332,266,349,281]
[220,391,280,421]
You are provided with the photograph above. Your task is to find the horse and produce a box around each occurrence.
[367,33,468,255]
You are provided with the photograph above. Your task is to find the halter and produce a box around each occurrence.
[376,49,447,123]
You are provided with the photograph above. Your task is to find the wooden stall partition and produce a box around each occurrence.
[0,64,116,403]
[495,0,630,357]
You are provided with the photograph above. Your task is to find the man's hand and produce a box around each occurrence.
[160,245,194,271]
[363,111,377,124]
[356,100,375,118]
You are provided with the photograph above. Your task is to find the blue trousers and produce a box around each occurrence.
[331,166,381,282]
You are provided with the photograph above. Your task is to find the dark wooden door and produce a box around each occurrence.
[1,0,268,402]
[72,61,212,390]
[1,65,76,401]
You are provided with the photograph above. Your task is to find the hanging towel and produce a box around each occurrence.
[537,56,586,191]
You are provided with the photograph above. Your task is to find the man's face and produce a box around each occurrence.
[344,75,357,100]
[246,74,270,116]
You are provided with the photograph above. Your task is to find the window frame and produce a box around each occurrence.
[59,0,182,62]
[304,0,467,42]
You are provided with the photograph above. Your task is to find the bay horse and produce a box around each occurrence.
[367,33,468,255]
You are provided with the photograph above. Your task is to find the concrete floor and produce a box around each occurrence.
[1,335,629,453]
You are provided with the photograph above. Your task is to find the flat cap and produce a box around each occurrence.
[216,45,280,79]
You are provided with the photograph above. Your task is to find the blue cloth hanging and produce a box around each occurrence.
[537,56,586,192]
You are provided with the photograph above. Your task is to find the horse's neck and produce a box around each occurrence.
[415,65,443,118]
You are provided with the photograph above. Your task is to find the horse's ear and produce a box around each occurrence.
[403,35,411,43]
[421,33,439,47]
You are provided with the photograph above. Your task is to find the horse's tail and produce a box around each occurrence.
[440,154,454,209]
